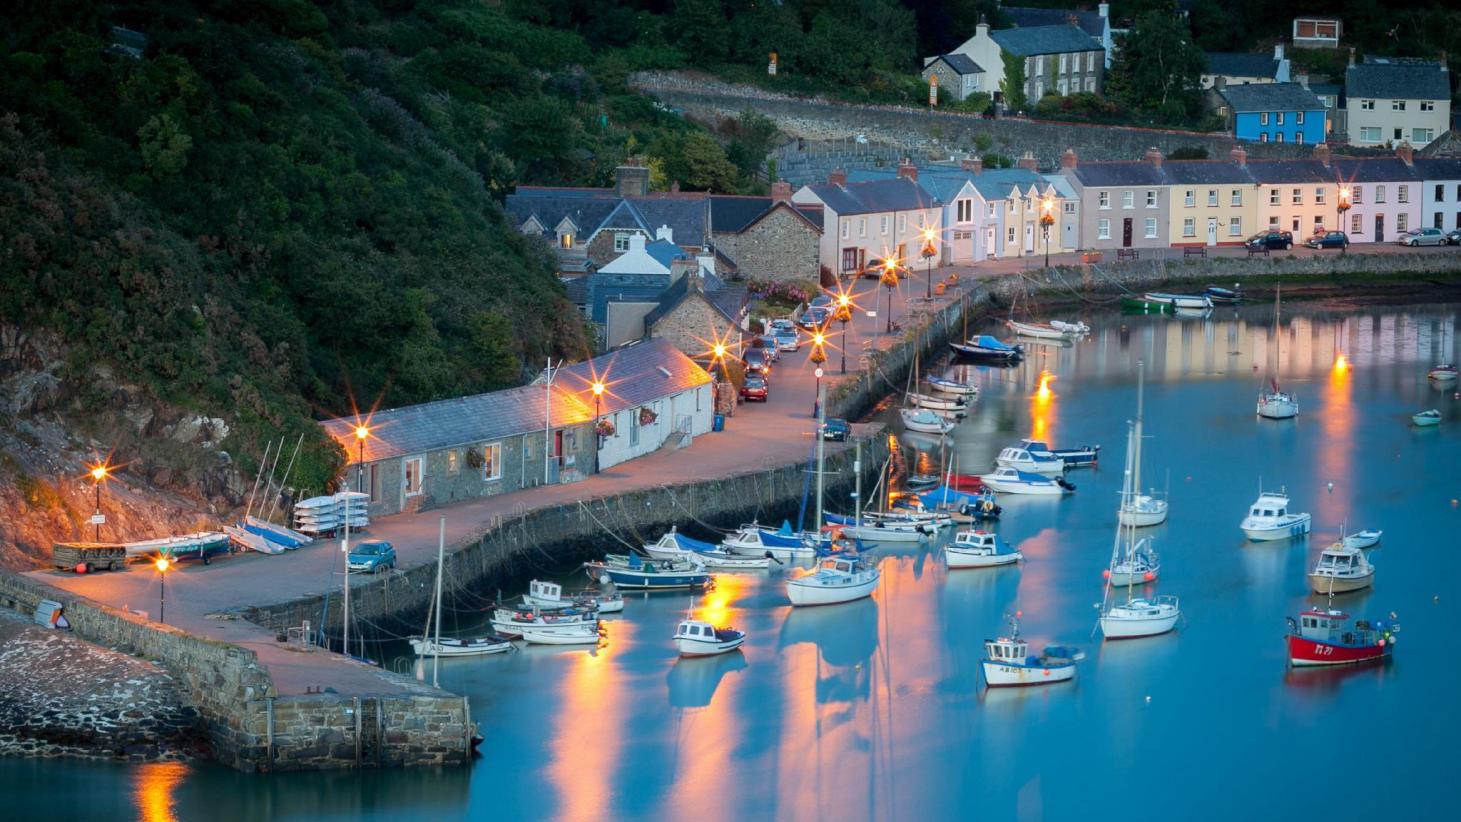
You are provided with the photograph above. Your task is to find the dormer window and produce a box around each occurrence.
[560,233,574,249]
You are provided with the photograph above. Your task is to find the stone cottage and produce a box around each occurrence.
[709,183,824,283]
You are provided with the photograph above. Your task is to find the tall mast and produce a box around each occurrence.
[1132,360,1145,499]
[815,382,826,534]
[432,516,445,688]
[341,503,351,658]
[1274,284,1283,389]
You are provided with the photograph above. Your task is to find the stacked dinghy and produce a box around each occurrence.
[293,491,371,536]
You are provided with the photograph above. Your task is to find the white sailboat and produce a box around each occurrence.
[1117,361,1168,527]
[1257,284,1299,419]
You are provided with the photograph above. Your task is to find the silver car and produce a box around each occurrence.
[1398,227,1447,246]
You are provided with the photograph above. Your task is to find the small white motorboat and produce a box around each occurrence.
[1049,320,1090,336]
[1239,491,1311,541]
[518,623,602,645]
[900,408,957,434]
[827,513,929,542]
[1413,409,1442,427]
[1428,364,1458,382]
[520,579,624,614]
[1099,596,1181,640]
[979,467,1074,496]
[1118,494,1168,527]
[491,607,597,639]
[408,634,515,657]
[1342,529,1382,550]
[673,619,746,657]
[1308,543,1375,594]
[995,445,1065,476]
[786,555,880,607]
[1105,537,1159,586]
[1005,319,1069,340]
[721,524,819,559]
[945,530,1022,569]
[1142,292,1212,310]
[980,613,1082,687]
[907,391,967,412]
[926,375,978,398]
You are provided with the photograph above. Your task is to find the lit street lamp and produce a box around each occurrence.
[1336,186,1352,256]
[711,343,727,380]
[879,257,900,334]
[810,331,827,417]
[155,557,171,624]
[920,227,938,301]
[88,463,109,541]
[354,425,369,493]
[1040,195,1056,268]
[834,296,852,374]
[591,381,605,474]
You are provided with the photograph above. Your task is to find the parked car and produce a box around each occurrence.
[861,257,892,278]
[740,374,769,402]
[809,294,833,308]
[1245,230,1294,251]
[348,541,396,573]
[742,347,772,376]
[821,418,851,441]
[774,329,799,351]
[752,335,780,362]
[1398,227,1447,246]
[796,307,829,329]
[1447,229,1461,246]
[1304,231,1349,250]
[770,318,796,333]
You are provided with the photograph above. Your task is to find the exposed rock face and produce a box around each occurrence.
[0,611,206,761]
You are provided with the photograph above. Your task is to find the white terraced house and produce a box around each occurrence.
[1344,54,1451,149]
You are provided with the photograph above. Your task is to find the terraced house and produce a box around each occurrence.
[1344,55,1451,149]
[1058,148,1171,251]
[948,18,1104,105]
[791,164,940,277]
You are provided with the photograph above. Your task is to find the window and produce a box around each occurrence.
[1437,185,1445,203]
[1059,78,1068,95]
[1394,128,1403,141]
[898,215,907,233]
[481,442,501,481]
[404,457,424,497]
[1146,190,1157,208]
[613,233,631,252]
[1432,211,1442,229]
[1059,54,1067,74]
[1392,100,1406,111]
[1291,216,1300,232]
[1184,190,1195,207]
[1295,133,1304,145]
[1352,186,1362,204]
[1207,189,1218,207]
[1269,188,1280,206]
[1231,189,1242,206]
[1087,52,1094,72]
[1260,133,1269,143]
[1315,188,1326,205]
[1097,218,1111,239]
[1229,217,1242,236]
[1296,111,1305,124]
[1099,191,1110,209]
[1007,226,1016,243]
[1414,128,1435,144]
[1398,185,1408,204]
[1376,185,1386,204]
[1422,101,1436,112]
[1292,188,1302,205]
[447,449,460,474]
[1314,216,1324,230]
[1085,77,1095,92]
[859,218,867,237]
[957,199,973,222]
[1144,218,1157,238]
[1182,217,1195,237]
[1122,191,1134,209]
[988,203,998,218]
[1351,214,1362,233]
[1035,56,1045,74]
[560,233,574,249]
[1269,216,1281,230]
[1360,100,1375,110]
[1397,213,1408,232]
[1260,112,1269,125]
[1276,112,1285,125]
[1275,133,1284,143]
[880,216,889,235]
[1063,201,1075,214]
[842,220,849,240]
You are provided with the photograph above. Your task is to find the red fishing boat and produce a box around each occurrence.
[949,473,986,494]
[1286,607,1398,667]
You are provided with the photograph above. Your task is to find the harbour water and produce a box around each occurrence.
[6,301,1460,821]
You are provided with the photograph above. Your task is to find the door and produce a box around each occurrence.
[840,247,863,274]
[1063,216,1076,249]
[1206,218,1218,246]
[1023,223,1034,253]
[985,226,996,259]
[1122,218,1133,247]
[1374,214,1384,243]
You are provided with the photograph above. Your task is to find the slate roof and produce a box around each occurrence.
[709,196,825,235]
[990,25,1102,57]
[320,383,595,463]
[1218,82,1325,113]
[1161,161,1256,185]
[1066,162,1170,187]
[928,53,985,75]
[555,338,712,416]
[562,276,590,305]
[1329,157,1421,183]
[642,274,747,329]
[505,187,620,239]
[1345,61,1450,100]
[587,273,670,324]
[792,203,824,230]
[1244,159,1334,184]
[1004,7,1106,40]
[1205,52,1280,79]
[645,239,688,269]
[1309,82,1342,98]
[1413,158,1461,180]
[804,177,937,215]
[848,167,1052,203]
[628,196,712,247]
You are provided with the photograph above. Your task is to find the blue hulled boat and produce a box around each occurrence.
[949,335,1024,362]
[584,553,712,589]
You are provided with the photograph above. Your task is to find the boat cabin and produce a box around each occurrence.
[530,580,562,601]
[984,637,1030,663]
[1296,608,1345,641]
[821,557,858,574]
[1315,546,1364,574]
[676,620,715,639]
[953,530,997,550]
[1250,499,1289,518]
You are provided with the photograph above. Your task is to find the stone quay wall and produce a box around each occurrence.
[0,572,470,771]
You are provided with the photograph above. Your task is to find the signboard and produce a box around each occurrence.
[928,73,938,107]
[768,51,778,76]
[89,513,106,525]
[814,367,824,379]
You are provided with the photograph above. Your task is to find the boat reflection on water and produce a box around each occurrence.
[779,596,880,673]
[1282,659,1392,694]
[666,652,748,709]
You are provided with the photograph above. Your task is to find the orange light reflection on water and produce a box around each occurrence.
[695,573,744,626]
[133,761,187,822]
[548,630,622,818]
[1030,370,1057,442]
[1316,350,1354,527]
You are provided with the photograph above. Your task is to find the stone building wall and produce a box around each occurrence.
[649,291,740,357]
[713,207,821,283]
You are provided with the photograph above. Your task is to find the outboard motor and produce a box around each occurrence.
[1056,477,1076,492]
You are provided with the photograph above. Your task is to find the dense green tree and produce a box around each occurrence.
[651,130,740,192]
[1107,10,1207,123]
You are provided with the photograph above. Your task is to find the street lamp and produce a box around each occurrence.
[711,343,727,380]
[879,257,899,334]
[88,463,109,541]
[591,381,605,473]
[1040,195,1056,268]
[834,297,852,374]
[154,557,171,624]
[920,226,938,301]
[810,331,827,417]
[353,425,369,493]
[1336,187,1352,255]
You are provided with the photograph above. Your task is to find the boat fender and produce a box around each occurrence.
[598,574,611,585]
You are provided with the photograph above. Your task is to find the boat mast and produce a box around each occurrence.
[432,516,445,687]
[1274,284,1282,391]
[815,381,826,535]
[854,439,862,529]
[341,502,351,658]
[1132,359,1145,503]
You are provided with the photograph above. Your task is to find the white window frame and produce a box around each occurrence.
[1260,112,1269,125]
[1269,189,1280,206]
[859,218,867,237]
[447,449,460,474]
[1359,127,1381,142]
[1296,111,1305,124]
[898,214,907,234]
[1207,189,1218,207]
[1230,189,1242,206]
[956,199,973,223]
[613,233,631,252]
[1376,185,1386,204]
[1146,190,1157,208]
[404,456,424,497]
[1182,217,1195,237]
[1292,188,1302,205]
[1398,185,1408,204]
[1229,217,1242,236]
[1315,188,1326,205]
[1099,191,1110,209]
[1184,190,1195,207]
[1059,54,1068,74]
[1276,112,1285,125]
[1414,128,1434,144]
[1421,101,1436,112]
[1397,213,1408,232]
[841,220,849,240]
[1122,191,1134,209]
[1360,100,1375,111]
[880,216,889,235]
[1144,218,1157,238]
[1350,213,1361,233]
[1097,218,1111,240]
[1392,100,1406,111]
[1352,185,1362,204]
[480,442,502,481]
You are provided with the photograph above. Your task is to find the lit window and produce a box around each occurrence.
[1097,218,1111,239]
[447,450,460,474]
[482,442,502,481]
[560,233,574,249]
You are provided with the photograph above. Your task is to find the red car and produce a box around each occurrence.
[740,374,769,401]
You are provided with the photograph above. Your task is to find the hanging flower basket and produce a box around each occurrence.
[638,406,658,426]
[595,418,616,437]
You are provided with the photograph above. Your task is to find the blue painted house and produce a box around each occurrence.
[1215,82,1327,145]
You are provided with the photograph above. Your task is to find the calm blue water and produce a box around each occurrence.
[6,301,1460,821]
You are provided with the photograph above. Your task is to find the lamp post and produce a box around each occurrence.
[154,558,170,624]
[879,257,899,335]
[920,227,938,301]
[1336,187,1351,255]
[88,464,108,541]
[353,425,369,494]
[834,299,852,374]
[810,331,827,417]
[591,381,605,474]
[1040,195,1056,268]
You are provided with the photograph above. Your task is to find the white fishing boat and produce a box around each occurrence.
[979,466,1074,495]
[520,579,624,614]
[926,375,978,398]
[1428,363,1458,382]
[1018,438,1099,468]
[980,612,1082,687]
[223,525,286,555]
[786,555,881,606]
[907,391,968,412]
[1142,292,1212,310]
[673,619,746,657]
[1117,364,1169,527]
[721,524,818,559]
[1239,490,1311,541]
[1099,596,1181,640]
[995,445,1065,476]
[900,407,957,434]
[1412,409,1441,427]
[518,623,602,645]
[1257,285,1299,420]
[408,635,515,657]
[945,530,1022,568]
[491,607,597,639]
[1006,319,1069,340]
[1342,529,1382,550]
[652,527,775,570]
[1308,544,1375,594]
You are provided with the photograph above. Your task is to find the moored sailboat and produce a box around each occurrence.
[1257,284,1298,419]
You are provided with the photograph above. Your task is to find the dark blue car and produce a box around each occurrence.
[821,418,851,441]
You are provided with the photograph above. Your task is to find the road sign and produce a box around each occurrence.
[814,367,824,378]
[88,514,105,525]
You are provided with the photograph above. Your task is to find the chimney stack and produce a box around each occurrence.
[1060,147,1078,170]
[1313,142,1331,168]
[1144,147,1163,168]
[1396,141,1414,166]
[976,15,989,39]
[961,154,983,174]
[898,157,918,181]
[1348,47,1356,68]
[1099,2,1109,19]
[615,161,650,197]
[1296,72,1310,89]
[1017,151,1038,171]
[828,168,847,186]
[1274,44,1285,62]
[771,180,792,203]
[1229,145,1247,167]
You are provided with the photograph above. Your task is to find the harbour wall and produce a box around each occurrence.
[0,572,470,772]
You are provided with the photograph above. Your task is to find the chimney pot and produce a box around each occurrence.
[898,157,918,182]
[1274,44,1285,62]
[828,168,847,186]
[1348,47,1356,68]
[1060,148,1078,170]
[771,180,792,203]
[1144,147,1163,168]
[1099,2,1109,19]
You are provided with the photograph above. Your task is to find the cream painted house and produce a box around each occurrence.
[792,164,941,276]
[1344,56,1451,148]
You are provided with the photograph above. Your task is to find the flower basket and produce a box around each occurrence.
[595,419,616,437]
[935,282,947,295]
[638,407,657,426]
[1082,251,1103,264]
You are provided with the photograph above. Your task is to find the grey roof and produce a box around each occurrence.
[582,272,671,323]
[805,177,936,215]
[1245,159,1334,184]
[967,168,1049,200]
[320,383,594,463]
[792,204,824,230]
[1413,158,1461,180]
[1005,7,1107,39]
[990,25,1102,57]
[1218,82,1325,113]
[1067,161,1169,187]
[1205,52,1280,79]
[505,187,620,239]
[1309,82,1342,96]
[710,196,774,233]
[1329,157,1421,183]
[555,338,711,416]
[1345,61,1450,100]
[928,53,985,75]
[562,276,589,305]
[645,239,688,269]
[642,274,746,329]
[1161,161,1256,185]
[849,167,1050,202]
[627,197,711,247]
